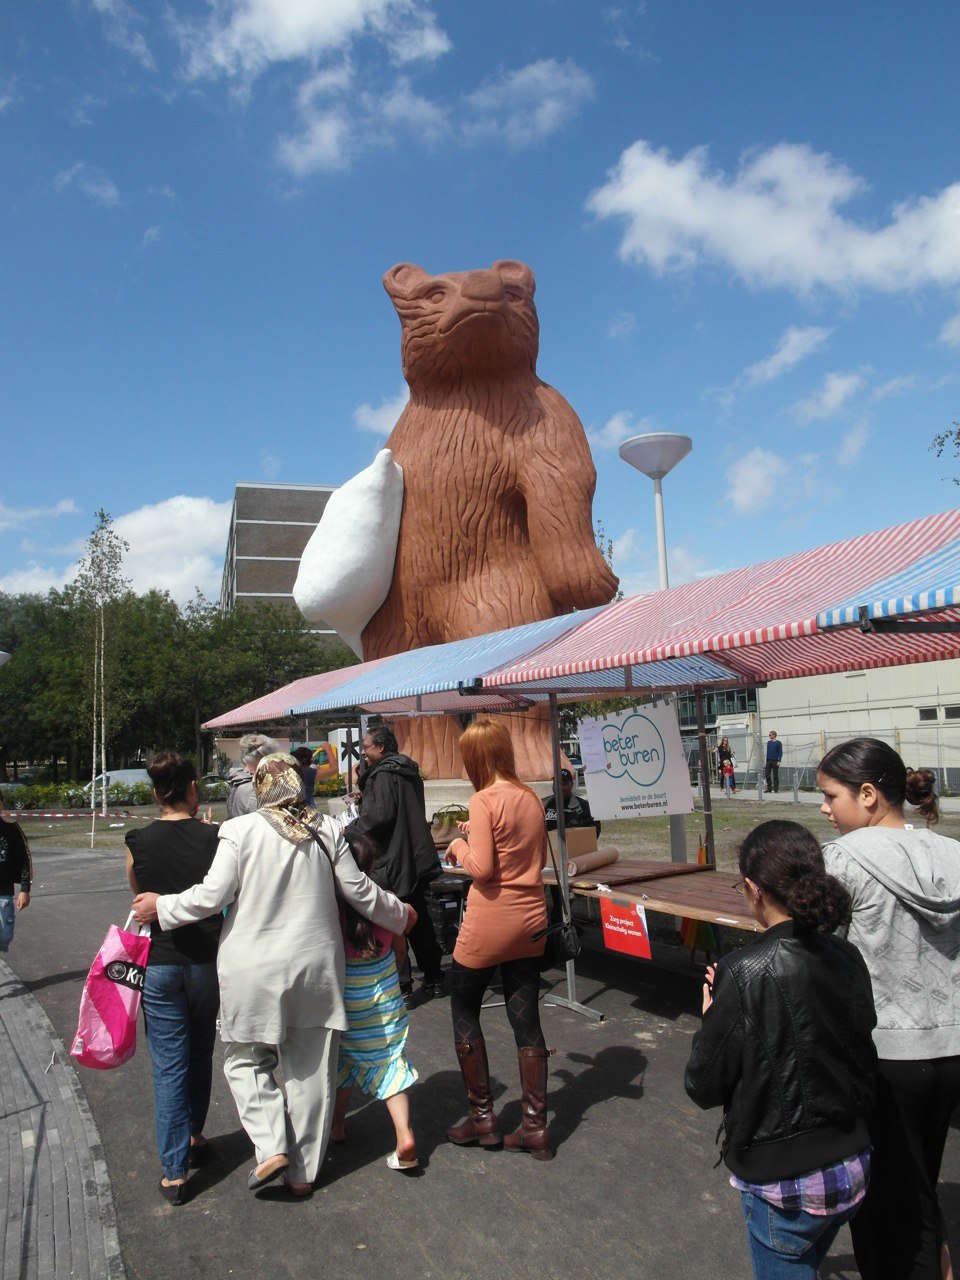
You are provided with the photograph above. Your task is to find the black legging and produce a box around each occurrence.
[450,957,546,1050]
[395,875,444,990]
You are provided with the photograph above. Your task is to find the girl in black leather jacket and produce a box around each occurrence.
[685,821,877,1279]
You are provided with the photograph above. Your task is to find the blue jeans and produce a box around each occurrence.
[741,1192,859,1279]
[142,962,219,1180]
[0,897,15,952]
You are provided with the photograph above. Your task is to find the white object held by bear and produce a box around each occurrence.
[293,448,404,658]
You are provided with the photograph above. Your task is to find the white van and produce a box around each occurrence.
[85,769,152,794]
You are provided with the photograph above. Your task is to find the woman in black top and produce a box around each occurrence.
[125,753,221,1206]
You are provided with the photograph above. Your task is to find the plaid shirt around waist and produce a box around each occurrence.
[730,1147,871,1217]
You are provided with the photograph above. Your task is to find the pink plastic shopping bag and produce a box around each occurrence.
[71,915,150,1070]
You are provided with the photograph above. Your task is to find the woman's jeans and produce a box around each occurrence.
[142,962,219,1180]
[741,1192,859,1279]
[0,897,15,952]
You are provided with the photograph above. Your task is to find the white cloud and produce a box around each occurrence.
[0,497,231,604]
[54,161,121,207]
[793,370,865,421]
[0,76,19,115]
[725,448,788,514]
[738,326,832,389]
[354,387,408,435]
[277,109,352,175]
[112,497,233,602]
[587,410,658,450]
[259,452,284,480]
[140,225,161,249]
[587,140,960,296]
[0,562,69,596]
[179,0,446,81]
[0,498,79,534]
[607,311,637,340]
[462,59,593,149]
[836,421,870,467]
[611,530,714,599]
[872,375,917,399]
[91,0,155,70]
[277,72,447,176]
[941,313,960,347]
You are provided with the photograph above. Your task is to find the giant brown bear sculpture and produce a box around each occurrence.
[361,260,618,780]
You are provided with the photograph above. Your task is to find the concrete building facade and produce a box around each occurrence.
[220,481,335,629]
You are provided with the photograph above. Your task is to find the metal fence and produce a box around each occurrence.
[682,726,960,796]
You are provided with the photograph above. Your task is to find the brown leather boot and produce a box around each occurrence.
[503,1047,554,1160]
[446,1038,502,1147]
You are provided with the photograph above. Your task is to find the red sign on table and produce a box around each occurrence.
[600,898,652,959]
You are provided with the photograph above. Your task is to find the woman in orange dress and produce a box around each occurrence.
[443,719,552,1159]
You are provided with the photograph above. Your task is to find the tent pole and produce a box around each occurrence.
[543,691,603,1022]
[696,688,716,864]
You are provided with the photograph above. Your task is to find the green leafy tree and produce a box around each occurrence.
[931,423,960,483]
[74,510,130,817]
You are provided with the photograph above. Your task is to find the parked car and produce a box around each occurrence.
[84,769,152,794]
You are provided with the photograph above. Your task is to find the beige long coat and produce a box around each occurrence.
[156,811,407,1043]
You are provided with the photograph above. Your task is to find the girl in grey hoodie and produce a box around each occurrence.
[819,737,960,1280]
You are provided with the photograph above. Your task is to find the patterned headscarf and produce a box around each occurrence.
[253,753,321,845]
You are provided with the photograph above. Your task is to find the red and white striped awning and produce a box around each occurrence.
[479,510,960,691]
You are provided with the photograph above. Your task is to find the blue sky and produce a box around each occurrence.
[2,1,959,608]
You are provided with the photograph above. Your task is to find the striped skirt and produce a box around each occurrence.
[337,950,419,1100]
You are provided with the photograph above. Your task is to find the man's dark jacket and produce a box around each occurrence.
[347,753,438,899]
[684,919,877,1182]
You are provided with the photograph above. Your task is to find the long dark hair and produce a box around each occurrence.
[819,737,938,824]
[341,828,385,959]
[738,820,852,933]
[148,752,196,807]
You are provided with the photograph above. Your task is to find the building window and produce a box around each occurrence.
[945,706,960,720]
[918,707,939,722]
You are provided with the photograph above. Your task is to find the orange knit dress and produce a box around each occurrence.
[449,782,548,969]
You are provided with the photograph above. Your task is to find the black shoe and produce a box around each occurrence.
[425,980,445,999]
[401,987,415,1010]
[159,1178,189,1206]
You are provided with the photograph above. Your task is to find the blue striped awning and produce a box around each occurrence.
[818,535,960,627]
[287,610,605,715]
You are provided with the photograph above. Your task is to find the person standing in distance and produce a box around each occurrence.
[765,731,783,794]
[345,725,444,1007]
[0,792,31,953]
[225,735,280,818]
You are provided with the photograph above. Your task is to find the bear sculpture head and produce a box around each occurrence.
[383,260,539,392]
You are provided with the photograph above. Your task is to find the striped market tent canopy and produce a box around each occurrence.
[286,611,608,717]
[201,663,383,730]
[202,510,960,729]
[479,510,960,694]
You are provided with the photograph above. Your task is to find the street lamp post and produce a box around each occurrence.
[618,433,694,866]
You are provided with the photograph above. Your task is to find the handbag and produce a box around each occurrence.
[532,828,582,966]
[71,912,151,1070]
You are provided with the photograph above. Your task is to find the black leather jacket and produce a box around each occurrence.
[684,919,877,1182]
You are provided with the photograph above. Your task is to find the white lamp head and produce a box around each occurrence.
[0,651,10,668]
[618,433,693,480]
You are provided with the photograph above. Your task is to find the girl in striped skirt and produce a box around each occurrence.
[330,829,419,1170]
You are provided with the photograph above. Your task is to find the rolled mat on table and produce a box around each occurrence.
[566,848,619,877]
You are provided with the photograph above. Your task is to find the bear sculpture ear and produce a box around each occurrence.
[492,259,535,297]
[383,262,431,301]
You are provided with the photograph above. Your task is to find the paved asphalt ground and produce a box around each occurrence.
[3,833,960,1279]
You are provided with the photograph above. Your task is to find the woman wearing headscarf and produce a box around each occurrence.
[133,754,414,1197]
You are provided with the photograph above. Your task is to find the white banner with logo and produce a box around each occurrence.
[579,702,693,820]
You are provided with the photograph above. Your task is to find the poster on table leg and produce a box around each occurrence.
[578,702,693,820]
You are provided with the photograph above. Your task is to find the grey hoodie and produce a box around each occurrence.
[823,826,960,1060]
[225,763,257,819]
